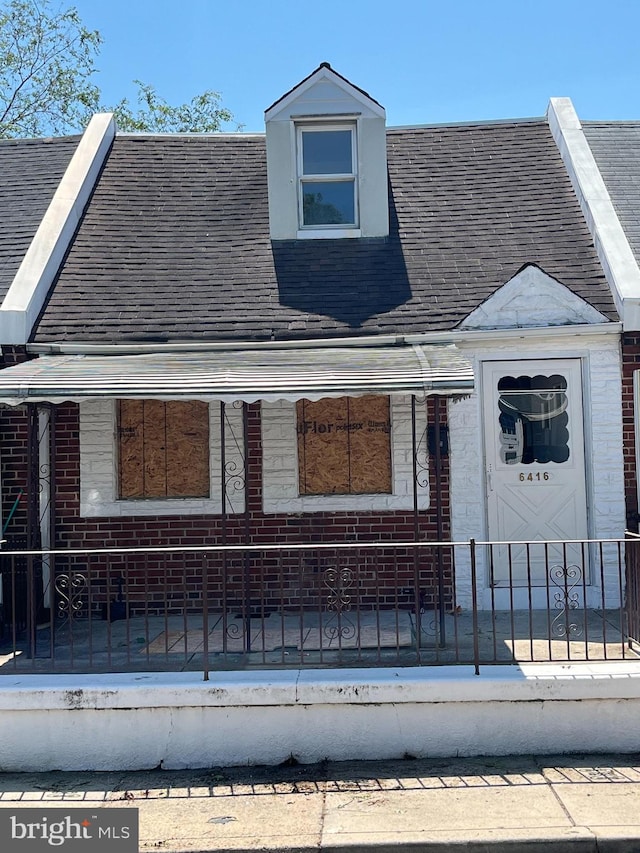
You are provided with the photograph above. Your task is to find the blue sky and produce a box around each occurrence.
[71,0,640,132]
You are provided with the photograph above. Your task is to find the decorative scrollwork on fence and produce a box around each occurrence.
[55,572,87,621]
[225,618,244,641]
[416,613,438,638]
[224,460,245,499]
[412,590,438,641]
[323,566,356,641]
[550,563,583,638]
[38,462,51,492]
[223,407,246,508]
[415,426,429,489]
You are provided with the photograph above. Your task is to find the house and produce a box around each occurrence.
[0,65,638,769]
[0,62,629,623]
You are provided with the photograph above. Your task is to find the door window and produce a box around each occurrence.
[497,374,569,465]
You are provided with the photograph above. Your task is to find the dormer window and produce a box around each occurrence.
[265,63,388,240]
[298,125,357,228]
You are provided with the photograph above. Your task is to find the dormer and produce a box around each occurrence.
[265,63,389,240]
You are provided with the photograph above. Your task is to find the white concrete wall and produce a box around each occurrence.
[449,332,626,609]
[1,665,640,771]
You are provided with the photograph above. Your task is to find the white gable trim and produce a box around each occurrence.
[265,65,385,122]
[548,97,640,330]
[460,264,609,330]
[0,113,115,345]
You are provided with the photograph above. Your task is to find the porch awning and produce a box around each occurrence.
[0,344,474,405]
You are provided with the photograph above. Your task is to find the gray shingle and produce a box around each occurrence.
[0,135,81,301]
[32,121,615,343]
[583,122,640,267]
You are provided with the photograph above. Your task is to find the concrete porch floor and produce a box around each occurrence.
[0,606,637,674]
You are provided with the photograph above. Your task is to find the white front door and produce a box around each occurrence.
[483,359,589,587]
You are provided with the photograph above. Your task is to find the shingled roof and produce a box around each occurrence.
[31,119,616,344]
[0,135,80,303]
[583,122,640,268]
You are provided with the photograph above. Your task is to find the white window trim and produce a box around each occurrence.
[296,227,362,240]
[297,123,359,231]
[261,395,429,513]
[79,399,245,517]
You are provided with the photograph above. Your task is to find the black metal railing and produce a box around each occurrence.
[0,537,638,678]
[626,533,640,647]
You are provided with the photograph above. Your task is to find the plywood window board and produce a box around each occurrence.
[118,400,210,499]
[296,395,392,495]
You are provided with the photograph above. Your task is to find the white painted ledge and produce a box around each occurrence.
[3,664,640,769]
[2,662,640,711]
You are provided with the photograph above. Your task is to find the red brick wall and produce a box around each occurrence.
[622,333,640,531]
[0,398,453,616]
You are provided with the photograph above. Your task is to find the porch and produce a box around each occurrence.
[1,537,639,676]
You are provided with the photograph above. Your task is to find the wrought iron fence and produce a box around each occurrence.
[626,533,640,646]
[0,537,638,678]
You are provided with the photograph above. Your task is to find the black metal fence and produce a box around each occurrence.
[626,533,640,646]
[0,537,639,678]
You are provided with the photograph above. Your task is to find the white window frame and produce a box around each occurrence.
[79,399,245,517]
[296,123,359,232]
[261,396,429,513]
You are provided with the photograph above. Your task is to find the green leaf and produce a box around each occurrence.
[0,0,236,138]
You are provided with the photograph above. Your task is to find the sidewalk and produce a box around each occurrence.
[1,753,640,852]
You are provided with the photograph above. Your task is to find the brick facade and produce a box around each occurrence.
[622,333,640,530]
[0,397,452,618]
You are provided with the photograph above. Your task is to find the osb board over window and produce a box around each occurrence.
[118,400,210,499]
[296,396,391,495]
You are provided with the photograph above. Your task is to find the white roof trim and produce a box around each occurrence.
[547,97,640,330]
[265,65,385,122]
[0,113,115,345]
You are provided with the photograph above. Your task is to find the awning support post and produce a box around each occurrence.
[411,395,423,653]
[25,404,40,658]
[242,402,251,653]
[433,395,447,648]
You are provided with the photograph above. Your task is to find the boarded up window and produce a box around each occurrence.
[296,396,392,495]
[118,400,210,499]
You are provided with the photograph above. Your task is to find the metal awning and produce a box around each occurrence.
[0,344,474,405]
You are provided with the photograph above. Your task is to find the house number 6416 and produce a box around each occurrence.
[519,472,550,481]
